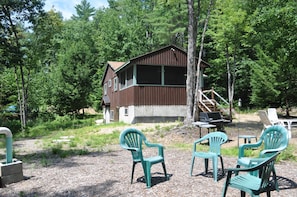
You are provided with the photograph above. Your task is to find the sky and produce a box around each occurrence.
[44,0,109,20]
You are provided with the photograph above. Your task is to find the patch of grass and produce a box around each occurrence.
[278,144,297,162]
[41,153,49,167]
[50,142,89,158]
[171,140,297,163]
[83,131,120,148]
[221,146,238,156]
[169,143,192,150]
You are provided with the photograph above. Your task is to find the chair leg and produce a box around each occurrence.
[240,191,246,197]
[204,158,209,174]
[272,167,279,191]
[213,157,218,181]
[190,156,195,176]
[145,162,151,188]
[235,164,240,175]
[162,162,168,180]
[222,171,232,197]
[222,183,228,197]
[131,161,138,184]
[219,155,225,176]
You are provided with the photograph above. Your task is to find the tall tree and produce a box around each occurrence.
[193,0,214,120]
[27,9,63,112]
[184,0,199,125]
[0,0,44,130]
[145,0,188,48]
[49,20,99,114]
[207,0,252,111]
[93,0,153,63]
[248,0,297,115]
[71,0,96,21]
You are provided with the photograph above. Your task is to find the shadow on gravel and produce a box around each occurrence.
[277,175,297,191]
[136,172,172,188]
[11,180,121,197]
[13,149,120,169]
[191,169,226,182]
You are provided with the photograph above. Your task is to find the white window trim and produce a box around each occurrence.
[114,77,118,91]
[104,83,107,95]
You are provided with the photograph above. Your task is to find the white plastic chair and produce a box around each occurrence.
[258,110,274,129]
[267,108,285,125]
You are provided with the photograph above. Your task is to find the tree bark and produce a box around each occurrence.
[193,0,214,120]
[4,5,27,131]
[184,0,198,125]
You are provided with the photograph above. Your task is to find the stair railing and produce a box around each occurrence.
[199,89,230,115]
[198,90,215,112]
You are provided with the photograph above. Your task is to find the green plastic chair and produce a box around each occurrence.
[237,125,288,190]
[190,131,228,182]
[237,125,288,168]
[222,152,280,197]
[119,128,168,188]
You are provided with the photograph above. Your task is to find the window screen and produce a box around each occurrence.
[137,65,161,85]
[164,66,186,85]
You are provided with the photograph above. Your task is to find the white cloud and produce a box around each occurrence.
[44,0,108,20]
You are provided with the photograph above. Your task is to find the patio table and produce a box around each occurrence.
[192,121,216,138]
[280,118,297,138]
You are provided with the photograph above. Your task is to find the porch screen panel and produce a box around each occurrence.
[126,66,133,87]
[119,72,125,89]
[164,66,186,85]
[137,65,161,85]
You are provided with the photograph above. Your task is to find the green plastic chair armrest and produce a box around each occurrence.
[145,140,164,156]
[120,144,140,152]
[259,147,283,157]
[230,152,279,173]
[145,141,163,148]
[238,140,262,158]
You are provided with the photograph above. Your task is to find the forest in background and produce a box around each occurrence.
[1,0,297,132]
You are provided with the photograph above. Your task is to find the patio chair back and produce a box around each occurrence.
[222,152,280,197]
[119,128,168,188]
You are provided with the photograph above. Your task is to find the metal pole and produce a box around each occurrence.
[0,127,13,163]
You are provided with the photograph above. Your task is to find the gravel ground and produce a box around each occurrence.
[1,113,297,197]
[0,147,296,197]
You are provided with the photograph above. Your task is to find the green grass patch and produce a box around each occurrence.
[168,142,192,150]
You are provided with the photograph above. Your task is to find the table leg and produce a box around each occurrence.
[287,121,292,138]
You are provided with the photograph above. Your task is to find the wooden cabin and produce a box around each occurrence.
[101,45,209,124]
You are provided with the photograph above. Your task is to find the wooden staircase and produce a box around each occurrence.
[197,89,233,120]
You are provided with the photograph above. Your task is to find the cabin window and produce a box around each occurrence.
[126,66,133,87]
[124,107,128,116]
[137,65,161,85]
[113,77,118,91]
[119,72,125,89]
[108,79,112,87]
[164,66,186,85]
[119,66,134,89]
[104,83,107,95]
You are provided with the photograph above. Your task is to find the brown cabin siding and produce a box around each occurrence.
[118,87,135,106]
[131,48,187,67]
[103,66,120,121]
[119,86,186,106]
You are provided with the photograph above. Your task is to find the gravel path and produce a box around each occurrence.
[1,143,297,196]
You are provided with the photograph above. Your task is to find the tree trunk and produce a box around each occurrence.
[184,0,198,125]
[6,7,27,131]
[226,44,236,121]
[193,0,214,120]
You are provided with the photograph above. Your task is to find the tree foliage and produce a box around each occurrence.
[1,0,297,131]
